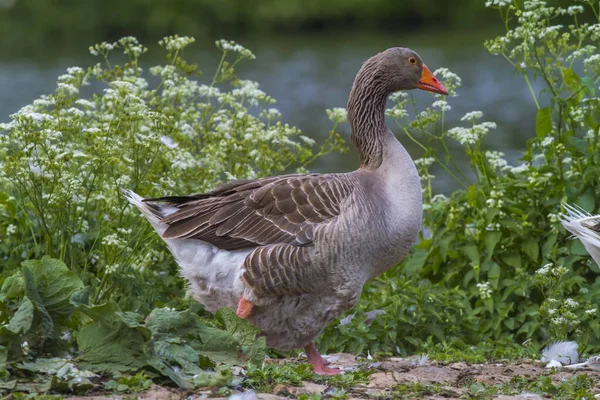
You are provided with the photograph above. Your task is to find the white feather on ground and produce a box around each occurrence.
[541,341,579,367]
[563,355,600,371]
[560,202,600,267]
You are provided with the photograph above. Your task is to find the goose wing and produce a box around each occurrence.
[147,173,354,251]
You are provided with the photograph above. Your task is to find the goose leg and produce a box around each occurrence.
[236,297,254,318]
[304,342,342,375]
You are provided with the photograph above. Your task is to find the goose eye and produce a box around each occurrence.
[408,57,417,65]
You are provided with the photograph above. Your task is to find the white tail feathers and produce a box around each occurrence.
[560,202,600,267]
[121,188,249,311]
[121,188,178,235]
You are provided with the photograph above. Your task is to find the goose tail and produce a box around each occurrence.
[560,202,600,267]
[121,188,178,235]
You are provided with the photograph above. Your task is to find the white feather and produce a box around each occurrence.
[560,202,600,267]
[541,340,579,365]
[122,189,252,311]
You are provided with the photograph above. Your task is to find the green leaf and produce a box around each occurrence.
[215,308,267,366]
[501,253,521,269]
[561,67,583,99]
[0,380,16,392]
[4,297,34,335]
[77,315,149,374]
[22,256,84,319]
[486,262,501,288]
[0,274,24,302]
[535,107,552,138]
[462,244,480,265]
[484,231,502,260]
[582,75,596,96]
[22,266,54,339]
[77,301,120,322]
[467,184,478,207]
[576,187,595,213]
[70,286,90,308]
[542,234,557,255]
[523,239,538,261]
[438,232,451,261]
[0,346,8,380]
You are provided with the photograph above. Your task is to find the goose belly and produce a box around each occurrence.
[250,291,350,351]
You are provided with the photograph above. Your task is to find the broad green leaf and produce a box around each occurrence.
[77,316,149,374]
[535,107,552,138]
[486,262,501,288]
[462,244,480,265]
[116,311,145,328]
[561,67,583,99]
[22,266,54,339]
[542,234,557,255]
[582,75,597,96]
[501,253,521,269]
[70,286,90,308]
[576,187,595,213]
[0,380,16,391]
[484,231,502,260]
[523,239,538,261]
[0,274,23,302]
[147,338,205,388]
[215,308,266,366]
[22,256,84,319]
[570,239,589,256]
[5,296,34,335]
[77,301,120,322]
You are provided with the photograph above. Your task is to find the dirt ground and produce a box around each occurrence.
[65,353,600,400]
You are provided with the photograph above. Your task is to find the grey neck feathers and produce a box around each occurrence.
[347,58,392,169]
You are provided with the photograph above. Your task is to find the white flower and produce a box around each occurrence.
[536,263,552,276]
[432,100,451,111]
[541,136,554,147]
[6,224,17,235]
[564,298,579,308]
[510,163,530,174]
[160,136,178,149]
[567,5,584,15]
[414,157,435,167]
[75,99,96,109]
[327,107,347,124]
[57,83,79,96]
[215,39,255,59]
[485,151,508,170]
[461,111,483,122]
[476,282,493,299]
[485,0,510,7]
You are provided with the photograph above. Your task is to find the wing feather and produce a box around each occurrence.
[147,173,353,251]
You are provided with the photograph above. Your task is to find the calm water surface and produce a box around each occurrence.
[0,31,543,193]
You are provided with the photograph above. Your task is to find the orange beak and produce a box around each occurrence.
[416,64,448,95]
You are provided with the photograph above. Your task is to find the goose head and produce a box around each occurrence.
[365,47,448,95]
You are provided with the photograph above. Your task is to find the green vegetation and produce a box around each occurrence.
[319,0,600,357]
[0,35,344,394]
[1,0,600,397]
[393,374,598,400]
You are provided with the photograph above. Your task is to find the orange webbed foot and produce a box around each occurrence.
[236,297,254,319]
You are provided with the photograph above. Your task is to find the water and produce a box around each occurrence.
[0,30,543,193]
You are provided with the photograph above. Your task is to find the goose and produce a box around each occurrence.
[561,202,600,267]
[124,47,448,375]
